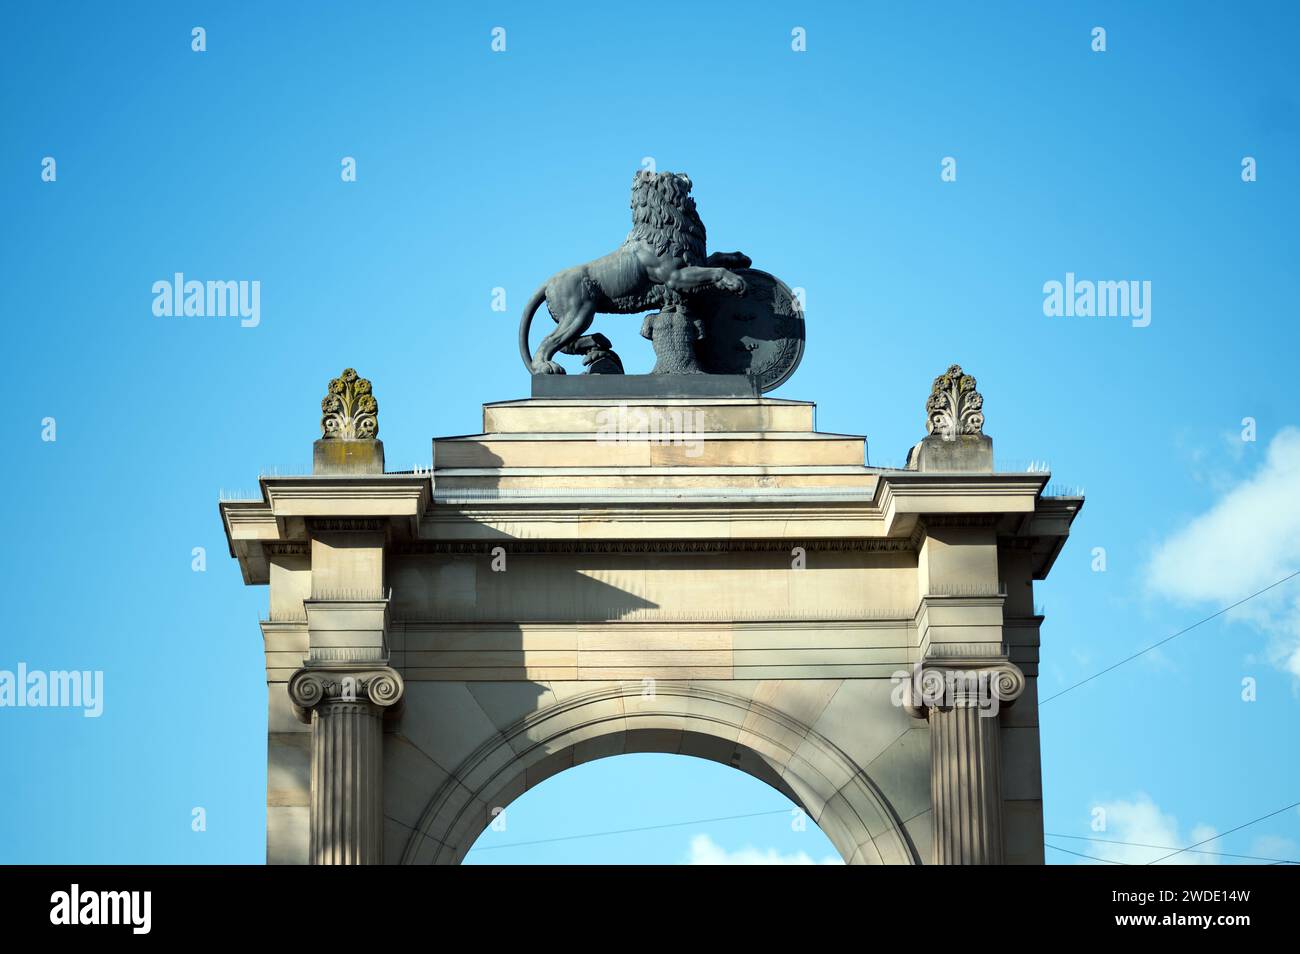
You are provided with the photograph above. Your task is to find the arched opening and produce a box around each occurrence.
[398,682,921,865]
[464,752,843,863]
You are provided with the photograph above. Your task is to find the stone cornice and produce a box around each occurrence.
[262,475,431,529]
[219,461,1081,588]
[1019,495,1085,578]
[874,471,1047,536]
[219,501,277,555]
[875,471,1049,493]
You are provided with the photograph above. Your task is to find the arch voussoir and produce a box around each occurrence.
[402,682,919,865]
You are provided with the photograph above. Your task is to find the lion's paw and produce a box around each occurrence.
[721,274,748,296]
[532,360,567,375]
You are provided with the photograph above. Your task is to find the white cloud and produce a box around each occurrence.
[1248,834,1298,864]
[1084,794,1219,865]
[1147,427,1300,677]
[685,834,843,865]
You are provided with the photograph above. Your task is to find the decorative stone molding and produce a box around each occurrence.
[287,666,405,723]
[390,536,923,556]
[320,368,378,440]
[919,515,1001,530]
[925,364,984,439]
[263,542,310,557]
[306,518,388,534]
[922,640,1011,659]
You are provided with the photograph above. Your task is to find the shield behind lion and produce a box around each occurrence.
[689,269,805,393]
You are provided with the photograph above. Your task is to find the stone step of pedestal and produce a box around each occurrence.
[482,398,816,435]
[433,432,866,468]
[432,466,878,492]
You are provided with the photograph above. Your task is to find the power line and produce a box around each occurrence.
[1144,800,1300,865]
[407,801,1300,863]
[1045,843,1125,864]
[1040,569,1300,705]
[468,808,792,852]
[394,568,1300,862]
[1045,832,1299,865]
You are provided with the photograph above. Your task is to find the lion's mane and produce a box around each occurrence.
[625,170,708,265]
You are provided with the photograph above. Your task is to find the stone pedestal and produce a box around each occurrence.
[313,438,384,475]
[530,374,759,398]
[907,434,993,473]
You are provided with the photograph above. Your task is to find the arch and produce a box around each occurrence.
[399,683,922,865]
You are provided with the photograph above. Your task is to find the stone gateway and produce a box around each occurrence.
[219,365,1081,864]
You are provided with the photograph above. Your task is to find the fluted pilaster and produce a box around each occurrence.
[310,701,383,864]
[904,661,1025,865]
[288,666,404,865]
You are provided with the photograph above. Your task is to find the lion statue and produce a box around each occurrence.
[518,170,751,374]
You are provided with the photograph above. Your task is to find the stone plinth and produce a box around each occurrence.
[313,438,385,475]
[531,374,759,399]
[907,434,993,473]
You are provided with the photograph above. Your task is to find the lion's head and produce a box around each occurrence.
[627,170,707,265]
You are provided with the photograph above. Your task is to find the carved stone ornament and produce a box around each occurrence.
[320,368,378,440]
[925,364,984,439]
[900,660,1025,718]
[287,666,404,722]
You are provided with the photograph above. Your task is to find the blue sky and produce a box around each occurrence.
[1,1,1297,864]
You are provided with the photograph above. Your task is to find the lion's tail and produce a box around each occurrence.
[517,285,548,371]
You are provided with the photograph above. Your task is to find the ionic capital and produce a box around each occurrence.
[288,666,405,723]
[900,659,1025,720]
